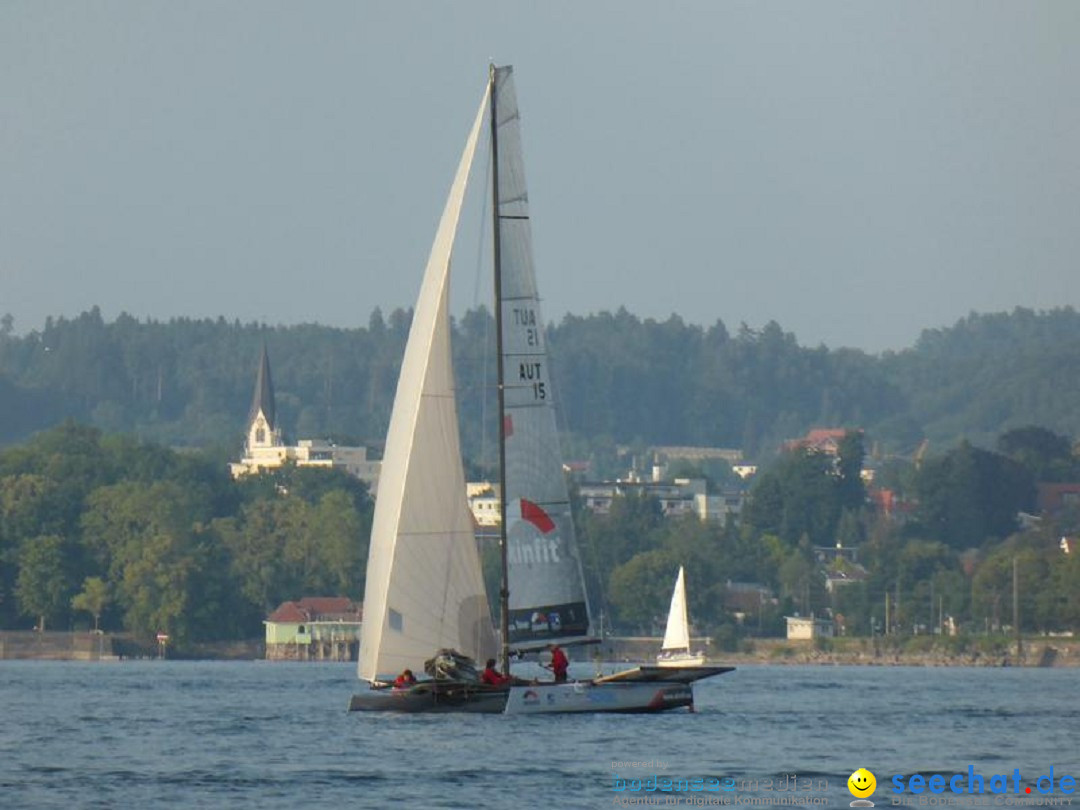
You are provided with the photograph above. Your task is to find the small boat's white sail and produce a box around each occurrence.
[657,566,705,667]
[493,66,593,648]
[357,90,497,683]
[661,567,691,653]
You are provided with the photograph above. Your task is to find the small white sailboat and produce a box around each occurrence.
[657,566,706,667]
[350,65,731,714]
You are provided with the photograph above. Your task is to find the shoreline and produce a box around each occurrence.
[0,631,264,662]
[3,630,1077,668]
[711,638,1080,668]
[599,636,1080,669]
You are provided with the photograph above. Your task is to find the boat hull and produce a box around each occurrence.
[349,666,734,715]
[348,682,508,714]
[503,681,694,714]
[656,653,706,668]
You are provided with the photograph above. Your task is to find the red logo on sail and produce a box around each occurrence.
[503,414,514,438]
[520,498,556,534]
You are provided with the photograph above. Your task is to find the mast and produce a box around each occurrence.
[490,64,511,676]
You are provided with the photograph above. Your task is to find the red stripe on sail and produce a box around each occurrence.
[503,414,514,438]
[520,498,556,534]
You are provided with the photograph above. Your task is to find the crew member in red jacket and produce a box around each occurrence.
[480,658,510,686]
[548,643,569,683]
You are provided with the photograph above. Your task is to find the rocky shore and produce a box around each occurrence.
[715,637,1080,668]
[597,635,1080,668]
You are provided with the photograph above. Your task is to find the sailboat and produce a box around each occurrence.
[657,567,706,667]
[349,65,732,714]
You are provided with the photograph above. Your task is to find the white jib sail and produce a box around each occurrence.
[358,88,496,682]
[661,566,691,652]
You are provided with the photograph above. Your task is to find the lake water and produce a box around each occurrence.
[1,661,1077,809]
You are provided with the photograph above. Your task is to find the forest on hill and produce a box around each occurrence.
[2,305,1079,469]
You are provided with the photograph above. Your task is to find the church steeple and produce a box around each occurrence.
[229,341,380,490]
[246,343,280,450]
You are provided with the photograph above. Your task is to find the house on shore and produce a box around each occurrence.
[785,615,835,641]
[264,597,362,661]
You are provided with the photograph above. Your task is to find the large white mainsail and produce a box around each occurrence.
[358,90,496,683]
[493,66,593,648]
[661,567,691,653]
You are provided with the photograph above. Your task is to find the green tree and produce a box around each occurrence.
[1047,547,1080,629]
[747,449,844,548]
[0,474,62,626]
[835,508,864,548]
[119,528,200,641]
[80,480,218,641]
[309,490,366,596]
[742,475,783,536]
[914,442,1034,549]
[997,426,1076,482]
[578,491,665,614]
[777,540,818,616]
[608,549,677,630]
[836,430,866,509]
[971,546,1046,633]
[71,576,109,631]
[15,534,71,630]
[216,498,302,613]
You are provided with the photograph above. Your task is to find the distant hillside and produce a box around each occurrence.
[880,307,1080,450]
[1,305,1078,464]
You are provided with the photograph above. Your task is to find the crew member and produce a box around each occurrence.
[548,644,569,683]
[480,658,510,686]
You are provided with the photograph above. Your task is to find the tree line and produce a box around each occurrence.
[3,306,1080,470]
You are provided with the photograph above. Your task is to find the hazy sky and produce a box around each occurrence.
[3,2,1078,353]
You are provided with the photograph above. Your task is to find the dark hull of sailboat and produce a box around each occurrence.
[348,681,509,714]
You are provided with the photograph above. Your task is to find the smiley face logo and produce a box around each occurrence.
[848,768,877,799]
